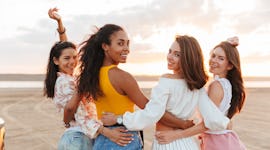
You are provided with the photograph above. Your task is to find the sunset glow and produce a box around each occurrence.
[0,0,269,77]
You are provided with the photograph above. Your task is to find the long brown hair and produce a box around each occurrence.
[176,35,208,90]
[44,41,76,98]
[214,41,246,119]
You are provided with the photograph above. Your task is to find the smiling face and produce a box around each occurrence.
[53,47,77,75]
[103,30,130,65]
[167,41,181,74]
[209,47,233,78]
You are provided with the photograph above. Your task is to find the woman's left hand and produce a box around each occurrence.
[155,130,178,144]
[105,127,133,146]
[101,112,117,126]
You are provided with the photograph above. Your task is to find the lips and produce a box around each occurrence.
[210,63,218,68]
[120,54,128,60]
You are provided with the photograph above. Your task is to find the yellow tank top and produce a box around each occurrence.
[95,65,134,119]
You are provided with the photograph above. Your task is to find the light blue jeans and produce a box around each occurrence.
[58,130,93,150]
[93,126,143,150]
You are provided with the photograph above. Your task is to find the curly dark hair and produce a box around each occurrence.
[77,24,123,100]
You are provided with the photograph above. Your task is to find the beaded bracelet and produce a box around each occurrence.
[64,122,70,128]
[57,27,66,35]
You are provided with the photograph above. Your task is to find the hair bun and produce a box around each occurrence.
[227,36,239,46]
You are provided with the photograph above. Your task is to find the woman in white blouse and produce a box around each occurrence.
[102,35,230,150]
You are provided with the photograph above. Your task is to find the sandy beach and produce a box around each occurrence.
[0,87,269,150]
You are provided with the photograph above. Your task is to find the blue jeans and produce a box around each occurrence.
[58,130,93,150]
[93,126,143,150]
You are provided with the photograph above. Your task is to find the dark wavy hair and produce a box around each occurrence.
[176,35,209,90]
[77,24,123,100]
[44,41,76,98]
[213,41,246,119]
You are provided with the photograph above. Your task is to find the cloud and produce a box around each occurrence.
[127,51,167,63]
[61,0,211,38]
[231,11,270,34]
[1,0,270,75]
[242,53,270,63]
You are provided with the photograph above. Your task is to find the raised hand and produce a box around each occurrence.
[48,7,61,21]
[227,36,239,46]
[48,7,67,41]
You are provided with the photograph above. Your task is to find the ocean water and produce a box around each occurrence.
[0,81,270,88]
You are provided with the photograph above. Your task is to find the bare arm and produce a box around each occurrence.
[118,71,148,109]
[158,112,194,129]
[155,122,207,144]
[48,8,67,41]
[63,92,80,124]
[208,81,223,107]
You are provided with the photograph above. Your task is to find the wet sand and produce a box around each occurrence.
[0,88,269,150]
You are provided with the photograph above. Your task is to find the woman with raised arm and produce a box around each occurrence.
[46,8,135,149]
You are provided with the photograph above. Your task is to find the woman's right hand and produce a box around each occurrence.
[182,120,195,129]
[48,7,61,21]
[103,127,134,146]
[155,130,179,144]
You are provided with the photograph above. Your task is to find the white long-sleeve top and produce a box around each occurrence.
[123,77,230,131]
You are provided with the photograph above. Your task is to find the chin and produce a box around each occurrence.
[120,60,127,63]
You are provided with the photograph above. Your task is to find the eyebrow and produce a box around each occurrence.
[169,49,181,52]
[117,39,129,42]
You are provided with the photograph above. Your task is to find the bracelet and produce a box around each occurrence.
[64,122,70,128]
[57,27,66,35]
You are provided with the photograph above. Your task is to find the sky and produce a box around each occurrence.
[0,0,269,77]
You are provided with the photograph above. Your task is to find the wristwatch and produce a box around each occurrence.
[116,115,123,125]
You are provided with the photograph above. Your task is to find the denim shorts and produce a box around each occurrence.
[58,130,93,150]
[93,126,143,150]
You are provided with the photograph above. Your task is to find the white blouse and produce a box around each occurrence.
[123,77,230,131]
[206,76,232,134]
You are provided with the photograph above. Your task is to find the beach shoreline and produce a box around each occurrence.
[0,87,269,150]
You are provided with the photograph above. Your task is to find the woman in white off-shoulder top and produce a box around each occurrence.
[102,35,230,150]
